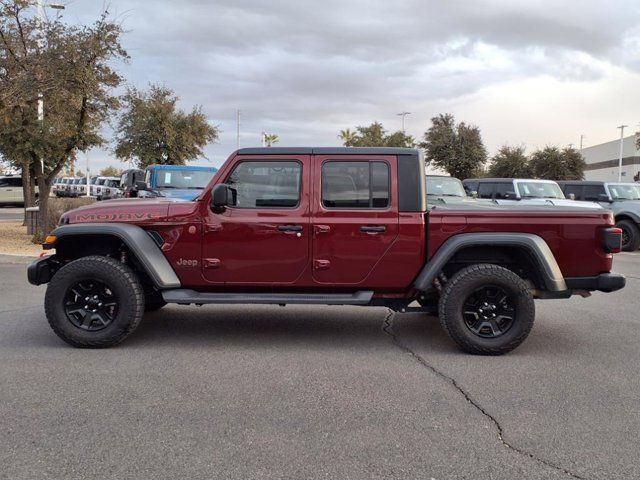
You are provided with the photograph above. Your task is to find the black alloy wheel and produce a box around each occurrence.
[462,285,515,338]
[64,280,118,331]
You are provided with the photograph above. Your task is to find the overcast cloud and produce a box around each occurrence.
[63,0,640,171]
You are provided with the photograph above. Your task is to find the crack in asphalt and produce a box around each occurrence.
[381,310,587,480]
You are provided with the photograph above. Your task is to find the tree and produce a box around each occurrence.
[99,165,121,177]
[338,121,415,148]
[338,128,357,147]
[530,146,586,180]
[0,0,128,236]
[488,145,532,178]
[263,133,278,147]
[114,84,218,168]
[420,114,487,179]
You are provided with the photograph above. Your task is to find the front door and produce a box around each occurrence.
[202,156,311,285]
[311,155,399,285]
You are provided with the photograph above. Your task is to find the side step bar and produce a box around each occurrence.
[162,289,374,306]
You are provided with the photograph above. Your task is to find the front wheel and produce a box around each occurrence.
[438,264,535,355]
[44,256,145,348]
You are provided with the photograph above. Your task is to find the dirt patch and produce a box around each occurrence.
[0,222,45,256]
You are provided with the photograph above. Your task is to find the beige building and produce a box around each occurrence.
[581,133,640,182]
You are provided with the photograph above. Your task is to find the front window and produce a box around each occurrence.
[226,161,302,208]
[516,181,564,199]
[154,169,216,189]
[425,176,466,197]
[607,183,640,200]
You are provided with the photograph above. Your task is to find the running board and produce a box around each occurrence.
[161,289,374,306]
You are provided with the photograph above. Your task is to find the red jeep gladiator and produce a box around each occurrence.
[28,148,626,354]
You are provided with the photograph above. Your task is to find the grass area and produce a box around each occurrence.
[0,222,44,256]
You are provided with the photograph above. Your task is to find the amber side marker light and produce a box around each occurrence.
[43,235,57,245]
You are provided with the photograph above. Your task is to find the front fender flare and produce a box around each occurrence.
[46,223,181,289]
[412,232,567,292]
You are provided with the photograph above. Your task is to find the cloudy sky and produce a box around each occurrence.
[63,0,640,171]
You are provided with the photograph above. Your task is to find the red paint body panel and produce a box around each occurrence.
[63,152,616,292]
[428,209,614,277]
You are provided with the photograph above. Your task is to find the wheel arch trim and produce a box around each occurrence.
[412,232,567,292]
[47,223,181,289]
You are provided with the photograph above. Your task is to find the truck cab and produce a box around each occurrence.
[28,148,626,354]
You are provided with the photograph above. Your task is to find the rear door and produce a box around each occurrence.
[311,155,399,285]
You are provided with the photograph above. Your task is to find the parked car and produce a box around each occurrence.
[0,175,24,205]
[0,175,38,205]
[29,147,625,354]
[426,175,489,205]
[462,178,601,209]
[557,181,640,251]
[90,177,107,197]
[138,164,219,200]
[119,169,145,198]
[96,177,122,200]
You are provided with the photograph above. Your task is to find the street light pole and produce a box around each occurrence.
[396,112,411,133]
[236,109,241,150]
[618,125,627,183]
[35,1,65,175]
[579,134,585,151]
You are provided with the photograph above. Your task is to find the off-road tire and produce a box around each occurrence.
[44,255,144,348]
[438,264,535,355]
[617,219,640,252]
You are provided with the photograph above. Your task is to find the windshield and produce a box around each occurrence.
[154,169,215,189]
[426,176,466,197]
[607,183,640,200]
[516,181,564,199]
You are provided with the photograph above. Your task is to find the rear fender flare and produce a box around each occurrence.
[412,232,567,292]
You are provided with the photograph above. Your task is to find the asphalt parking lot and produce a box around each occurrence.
[0,206,24,222]
[0,253,638,480]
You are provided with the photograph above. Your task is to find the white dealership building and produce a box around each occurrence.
[581,133,640,182]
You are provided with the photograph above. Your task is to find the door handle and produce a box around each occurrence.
[277,225,303,233]
[360,225,386,234]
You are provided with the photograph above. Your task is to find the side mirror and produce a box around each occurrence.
[470,190,478,199]
[598,193,612,203]
[211,184,232,212]
[567,193,576,200]
[135,181,147,190]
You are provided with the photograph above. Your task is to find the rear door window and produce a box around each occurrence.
[563,185,583,200]
[583,185,606,201]
[322,161,390,209]
[477,183,493,199]
[494,183,513,199]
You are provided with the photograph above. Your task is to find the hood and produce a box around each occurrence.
[427,195,492,206]
[154,188,203,201]
[523,198,603,209]
[62,198,175,225]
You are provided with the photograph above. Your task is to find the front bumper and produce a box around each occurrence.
[564,273,626,293]
[27,257,57,286]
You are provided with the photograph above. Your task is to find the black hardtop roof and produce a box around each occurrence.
[556,180,605,186]
[463,178,516,183]
[235,147,419,156]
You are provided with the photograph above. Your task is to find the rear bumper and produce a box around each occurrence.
[565,273,626,293]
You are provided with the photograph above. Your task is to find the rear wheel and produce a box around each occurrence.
[44,255,144,348]
[617,219,640,252]
[438,264,535,355]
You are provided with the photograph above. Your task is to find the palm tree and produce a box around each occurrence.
[338,128,358,147]
[264,134,279,147]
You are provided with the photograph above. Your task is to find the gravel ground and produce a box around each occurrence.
[0,222,43,256]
